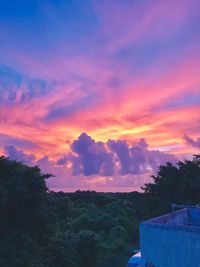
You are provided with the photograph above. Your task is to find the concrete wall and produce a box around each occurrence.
[140,223,200,267]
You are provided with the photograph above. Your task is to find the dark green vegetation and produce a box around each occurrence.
[0,155,200,267]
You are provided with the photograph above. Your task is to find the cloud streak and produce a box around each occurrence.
[183,134,200,149]
[0,0,199,190]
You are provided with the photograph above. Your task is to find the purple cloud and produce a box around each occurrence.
[107,139,133,175]
[71,132,95,155]
[70,133,115,176]
[56,155,68,166]
[108,137,176,175]
[183,134,200,148]
[5,145,36,164]
[3,133,177,191]
[69,133,176,176]
[0,65,56,104]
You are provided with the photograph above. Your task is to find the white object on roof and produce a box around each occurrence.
[127,251,142,266]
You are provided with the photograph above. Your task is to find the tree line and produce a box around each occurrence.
[0,155,200,267]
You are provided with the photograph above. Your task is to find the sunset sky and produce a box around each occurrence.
[0,0,200,191]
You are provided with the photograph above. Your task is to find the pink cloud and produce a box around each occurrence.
[93,0,198,51]
[0,0,199,192]
[3,133,178,191]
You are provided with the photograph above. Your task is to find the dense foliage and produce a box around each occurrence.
[143,155,200,215]
[0,155,200,267]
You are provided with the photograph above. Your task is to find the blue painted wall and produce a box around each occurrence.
[140,223,200,267]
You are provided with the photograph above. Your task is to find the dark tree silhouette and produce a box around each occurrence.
[143,155,200,204]
[1,155,200,267]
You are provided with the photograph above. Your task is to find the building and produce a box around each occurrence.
[140,206,200,267]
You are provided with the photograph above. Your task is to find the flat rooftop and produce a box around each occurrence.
[142,207,200,230]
